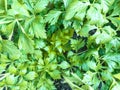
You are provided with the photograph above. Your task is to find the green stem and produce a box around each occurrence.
[16,19,26,34]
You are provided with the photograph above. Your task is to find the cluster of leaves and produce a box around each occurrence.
[0,0,120,90]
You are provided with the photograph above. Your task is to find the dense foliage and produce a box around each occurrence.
[0,0,120,90]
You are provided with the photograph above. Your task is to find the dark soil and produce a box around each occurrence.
[54,79,72,90]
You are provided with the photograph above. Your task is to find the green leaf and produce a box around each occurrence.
[108,16,120,27]
[103,53,120,62]
[111,38,120,49]
[45,10,62,25]
[112,84,120,90]
[95,31,112,44]
[34,50,42,59]
[1,21,15,40]
[0,64,7,73]
[87,61,97,71]
[100,0,115,13]
[17,78,28,90]
[48,70,61,79]
[39,85,47,90]
[26,16,47,39]
[18,34,34,53]
[103,26,116,36]
[86,5,107,26]
[0,18,13,25]
[65,1,89,20]
[101,71,112,81]
[0,42,2,51]
[64,74,84,90]
[59,61,70,69]
[7,0,29,17]
[0,54,10,63]
[71,39,85,51]
[113,73,120,80]
[91,75,100,89]
[87,6,99,24]
[74,3,88,21]
[5,74,17,85]
[105,38,120,52]
[35,39,46,49]
[82,71,95,85]
[48,63,57,71]
[0,0,120,89]
[79,24,97,37]
[63,0,72,8]
[24,71,37,80]
[8,64,17,74]
[6,21,15,40]
[111,0,120,16]
[103,53,120,71]
[2,40,21,60]
[32,21,47,39]
[34,0,49,13]
[65,1,79,20]
[0,0,6,13]
[19,68,27,76]
[24,16,47,39]
[27,82,36,90]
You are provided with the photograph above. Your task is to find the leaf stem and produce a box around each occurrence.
[16,19,26,34]
[5,0,7,12]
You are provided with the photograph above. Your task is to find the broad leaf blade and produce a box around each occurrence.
[18,34,34,53]
[2,40,21,60]
[45,10,62,25]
